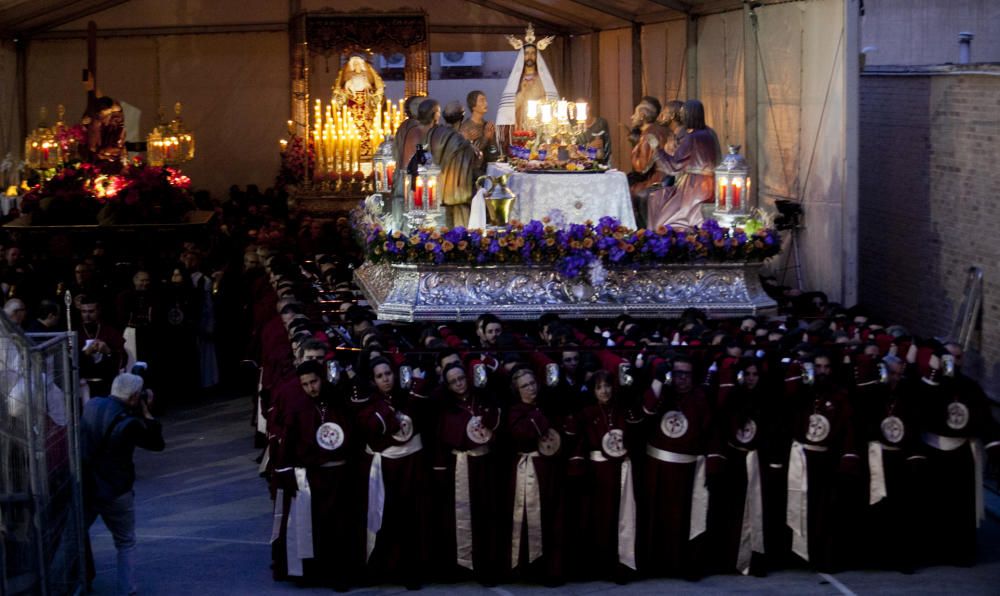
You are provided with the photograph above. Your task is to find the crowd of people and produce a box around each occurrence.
[250,233,1000,590]
[7,183,995,591]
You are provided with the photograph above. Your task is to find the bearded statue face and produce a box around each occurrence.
[348,56,367,74]
[523,46,538,69]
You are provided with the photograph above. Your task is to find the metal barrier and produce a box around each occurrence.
[0,315,85,596]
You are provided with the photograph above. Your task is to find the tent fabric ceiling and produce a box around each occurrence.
[0,0,762,38]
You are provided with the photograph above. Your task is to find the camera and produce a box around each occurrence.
[774,199,804,231]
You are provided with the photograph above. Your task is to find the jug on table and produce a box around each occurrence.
[476,174,517,226]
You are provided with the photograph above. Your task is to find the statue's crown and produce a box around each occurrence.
[506,23,554,51]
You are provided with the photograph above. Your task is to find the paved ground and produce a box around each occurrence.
[89,394,1000,595]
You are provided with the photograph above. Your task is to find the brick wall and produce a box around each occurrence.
[859,70,1000,400]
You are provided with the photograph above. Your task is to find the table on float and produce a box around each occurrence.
[486,162,636,229]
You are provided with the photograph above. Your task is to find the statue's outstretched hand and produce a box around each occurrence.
[646,134,659,150]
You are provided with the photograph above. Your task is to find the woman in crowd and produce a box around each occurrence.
[431,362,502,584]
[577,370,639,582]
[354,356,430,588]
[709,358,770,576]
[505,366,566,585]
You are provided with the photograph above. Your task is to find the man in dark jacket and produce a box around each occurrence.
[81,372,165,595]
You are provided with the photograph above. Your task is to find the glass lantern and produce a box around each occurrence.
[24,107,62,171]
[714,144,752,218]
[372,134,396,194]
[146,108,169,166]
[167,102,195,164]
[148,103,195,166]
[417,152,443,227]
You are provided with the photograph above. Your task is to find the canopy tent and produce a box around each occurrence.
[0,0,859,304]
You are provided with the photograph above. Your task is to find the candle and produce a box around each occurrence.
[426,178,436,209]
[386,162,396,187]
[732,178,742,211]
[540,103,552,124]
[718,176,728,210]
[575,102,588,122]
[556,100,568,122]
[527,100,538,120]
[414,176,424,208]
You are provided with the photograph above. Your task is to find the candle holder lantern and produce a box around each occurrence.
[25,107,63,171]
[373,134,397,194]
[714,145,751,223]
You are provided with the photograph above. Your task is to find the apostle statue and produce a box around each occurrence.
[460,90,501,163]
[417,99,481,227]
[496,24,559,144]
[393,95,425,198]
[332,55,385,155]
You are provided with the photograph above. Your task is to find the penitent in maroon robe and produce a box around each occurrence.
[431,392,502,582]
[505,400,565,583]
[639,385,715,577]
[577,401,639,578]
[280,389,358,588]
[356,391,431,585]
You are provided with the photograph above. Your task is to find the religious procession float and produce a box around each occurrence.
[12,87,204,230]
[280,20,782,321]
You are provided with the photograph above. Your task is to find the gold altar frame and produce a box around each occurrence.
[289,10,429,178]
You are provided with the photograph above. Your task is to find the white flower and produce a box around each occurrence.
[587,259,607,287]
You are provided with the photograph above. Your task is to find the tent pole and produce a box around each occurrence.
[590,32,600,117]
[16,38,27,161]
[743,2,759,210]
[842,0,860,305]
[632,23,643,106]
[685,14,698,99]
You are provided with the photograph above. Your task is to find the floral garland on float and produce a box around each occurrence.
[360,215,780,282]
[19,158,194,226]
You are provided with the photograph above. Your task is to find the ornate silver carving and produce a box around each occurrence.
[354,261,777,321]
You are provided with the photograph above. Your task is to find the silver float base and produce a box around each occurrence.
[354,261,777,322]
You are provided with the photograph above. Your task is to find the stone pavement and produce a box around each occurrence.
[88,394,1000,595]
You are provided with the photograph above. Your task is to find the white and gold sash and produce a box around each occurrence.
[736,449,765,575]
[511,451,543,568]
[285,468,314,576]
[921,433,985,527]
[590,450,637,570]
[645,444,709,540]
[454,444,490,570]
[786,440,828,562]
[365,434,424,561]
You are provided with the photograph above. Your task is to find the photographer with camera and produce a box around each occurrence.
[81,372,165,595]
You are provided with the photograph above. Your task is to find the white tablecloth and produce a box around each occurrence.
[486,163,636,229]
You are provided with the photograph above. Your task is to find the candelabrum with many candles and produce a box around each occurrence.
[296,97,404,194]
[509,99,604,171]
[523,99,588,147]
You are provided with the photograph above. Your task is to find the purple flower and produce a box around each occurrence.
[598,215,620,230]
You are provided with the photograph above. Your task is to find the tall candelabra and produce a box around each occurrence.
[523,99,588,146]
